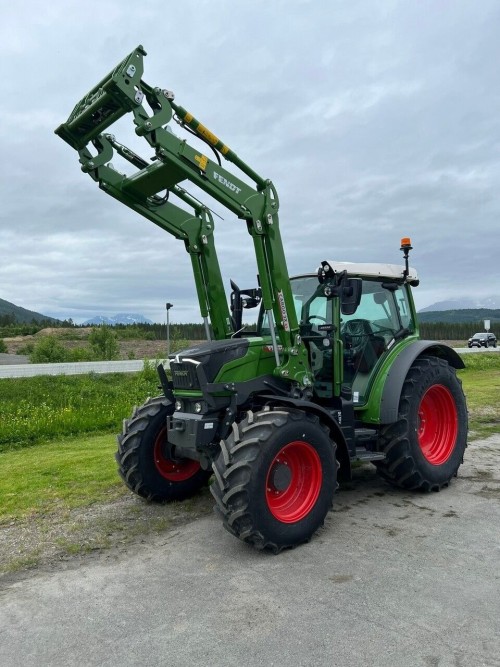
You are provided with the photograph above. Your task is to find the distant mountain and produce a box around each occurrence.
[82,313,153,326]
[419,296,500,312]
[418,308,500,324]
[0,297,60,324]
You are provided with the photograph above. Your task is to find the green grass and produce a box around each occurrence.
[0,433,126,524]
[458,352,500,438]
[0,367,159,452]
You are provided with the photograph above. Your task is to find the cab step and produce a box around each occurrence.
[353,428,385,461]
[354,427,378,445]
[354,447,386,462]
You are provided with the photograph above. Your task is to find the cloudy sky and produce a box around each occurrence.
[1,0,499,324]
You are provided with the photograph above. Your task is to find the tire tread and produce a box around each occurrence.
[376,356,467,491]
[211,408,338,552]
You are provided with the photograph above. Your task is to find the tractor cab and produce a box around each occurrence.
[259,261,419,406]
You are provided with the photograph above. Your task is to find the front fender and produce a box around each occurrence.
[378,340,464,424]
[259,395,351,481]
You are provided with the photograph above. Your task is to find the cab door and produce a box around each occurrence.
[341,280,414,405]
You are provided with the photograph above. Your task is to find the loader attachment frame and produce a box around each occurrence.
[56,45,313,387]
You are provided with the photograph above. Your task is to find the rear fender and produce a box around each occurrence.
[379,340,464,424]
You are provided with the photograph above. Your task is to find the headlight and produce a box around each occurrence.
[174,400,183,412]
[194,402,203,414]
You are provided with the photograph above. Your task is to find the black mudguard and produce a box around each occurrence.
[379,340,464,424]
[260,394,351,481]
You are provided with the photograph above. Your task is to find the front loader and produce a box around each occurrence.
[56,46,468,552]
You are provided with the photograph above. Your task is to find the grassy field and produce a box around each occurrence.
[457,353,500,438]
[0,365,159,452]
[0,354,498,525]
[0,434,125,523]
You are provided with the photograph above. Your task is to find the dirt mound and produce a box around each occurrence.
[34,327,93,338]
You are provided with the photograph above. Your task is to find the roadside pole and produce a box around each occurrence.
[166,302,173,356]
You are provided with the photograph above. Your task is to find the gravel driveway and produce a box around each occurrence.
[1,434,499,667]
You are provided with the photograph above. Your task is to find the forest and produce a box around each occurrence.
[1,318,497,343]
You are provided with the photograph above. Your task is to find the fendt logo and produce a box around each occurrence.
[277,290,290,332]
[213,171,241,195]
[173,370,189,377]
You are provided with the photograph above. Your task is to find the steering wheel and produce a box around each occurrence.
[342,318,372,334]
[306,315,327,324]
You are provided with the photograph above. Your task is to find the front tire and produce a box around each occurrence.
[116,396,211,501]
[376,356,468,491]
[211,408,338,553]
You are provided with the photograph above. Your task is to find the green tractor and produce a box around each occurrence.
[56,46,468,553]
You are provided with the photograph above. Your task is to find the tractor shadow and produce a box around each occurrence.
[329,462,445,537]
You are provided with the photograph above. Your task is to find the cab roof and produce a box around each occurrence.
[293,261,418,284]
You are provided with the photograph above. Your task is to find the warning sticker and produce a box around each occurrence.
[195,154,208,171]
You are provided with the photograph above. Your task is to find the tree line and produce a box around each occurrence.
[0,320,256,341]
[419,321,498,340]
[0,315,496,344]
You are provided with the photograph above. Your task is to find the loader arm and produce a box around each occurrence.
[55,45,312,387]
[77,134,232,341]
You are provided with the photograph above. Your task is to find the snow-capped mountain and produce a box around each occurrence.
[419,296,500,312]
[82,313,153,326]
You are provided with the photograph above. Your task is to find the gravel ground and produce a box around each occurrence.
[0,487,212,579]
[0,434,499,667]
[1,433,499,584]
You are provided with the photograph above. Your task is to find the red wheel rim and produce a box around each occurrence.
[265,440,322,523]
[418,385,458,465]
[153,426,201,481]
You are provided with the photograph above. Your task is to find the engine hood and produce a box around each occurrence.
[169,338,250,385]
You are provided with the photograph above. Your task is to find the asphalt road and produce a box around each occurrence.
[1,435,499,667]
[0,358,170,378]
[0,357,146,378]
[454,346,499,354]
[0,353,29,365]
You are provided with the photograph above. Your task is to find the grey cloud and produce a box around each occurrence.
[1,0,499,323]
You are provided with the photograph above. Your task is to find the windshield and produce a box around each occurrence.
[259,276,415,336]
[258,276,324,334]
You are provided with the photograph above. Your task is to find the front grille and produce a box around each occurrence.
[170,361,199,390]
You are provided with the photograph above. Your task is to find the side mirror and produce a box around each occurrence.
[341,278,362,316]
[230,279,262,335]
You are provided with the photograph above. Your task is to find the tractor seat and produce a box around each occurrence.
[343,319,385,373]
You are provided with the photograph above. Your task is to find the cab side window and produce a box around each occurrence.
[342,280,414,337]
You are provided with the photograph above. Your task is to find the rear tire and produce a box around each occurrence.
[376,356,467,491]
[116,396,211,501]
[211,407,338,553]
